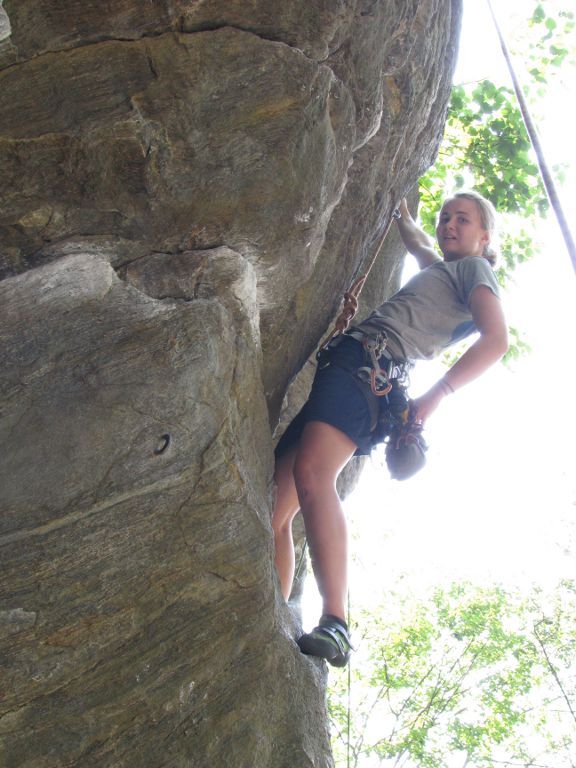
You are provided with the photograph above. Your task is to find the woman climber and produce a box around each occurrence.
[271,191,509,668]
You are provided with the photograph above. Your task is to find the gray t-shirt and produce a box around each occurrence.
[355,256,501,361]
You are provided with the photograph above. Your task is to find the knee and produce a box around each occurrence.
[271,509,290,537]
[293,455,332,503]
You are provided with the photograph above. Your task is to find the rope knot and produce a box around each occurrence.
[317,209,398,352]
[334,291,359,332]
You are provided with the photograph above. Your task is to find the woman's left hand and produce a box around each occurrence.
[410,383,447,424]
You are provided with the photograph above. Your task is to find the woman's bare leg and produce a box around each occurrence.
[271,445,301,600]
[293,421,357,622]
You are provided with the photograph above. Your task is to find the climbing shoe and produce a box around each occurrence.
[297,614,353,667]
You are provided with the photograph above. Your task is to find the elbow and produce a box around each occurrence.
[494,328,509,360]
[480,327,509,362]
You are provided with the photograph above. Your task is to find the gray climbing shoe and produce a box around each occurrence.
[297,614,353,667]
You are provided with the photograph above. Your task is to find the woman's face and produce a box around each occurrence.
[436,198,489,260]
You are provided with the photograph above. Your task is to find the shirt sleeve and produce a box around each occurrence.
[458,257,501,307]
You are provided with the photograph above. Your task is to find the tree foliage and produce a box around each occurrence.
[419,80,548,233]
[526,3,575,88]
[329,582,576,768]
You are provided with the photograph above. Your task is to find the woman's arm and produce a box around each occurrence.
[412,285,509,422]
[395,198,440,270]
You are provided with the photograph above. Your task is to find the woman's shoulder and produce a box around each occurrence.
[456,255,494,271]
[454,256,500,297]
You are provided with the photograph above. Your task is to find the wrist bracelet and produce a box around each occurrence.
[439,377,455,395]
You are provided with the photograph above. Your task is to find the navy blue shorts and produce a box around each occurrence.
[275,336,374,457]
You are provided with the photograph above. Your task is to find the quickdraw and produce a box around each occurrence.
[356,333,393,397]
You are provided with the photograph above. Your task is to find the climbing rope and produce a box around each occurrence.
[318,208,400,351]
[486,0,576,277]
[346,589,352,768]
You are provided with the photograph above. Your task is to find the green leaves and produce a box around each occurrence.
[529,3,575,72]
[502,326,531,366]
[329,582,576,768]
[531,4,547,25]
[420,79,548,236]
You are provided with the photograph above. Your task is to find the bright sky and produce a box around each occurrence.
[303,0,576,623]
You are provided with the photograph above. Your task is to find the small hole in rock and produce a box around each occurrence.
[154,434,171,455]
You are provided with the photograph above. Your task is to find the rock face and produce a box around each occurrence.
[0,2,461,766]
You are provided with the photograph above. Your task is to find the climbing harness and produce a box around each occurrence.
[318,329,400,405]
[317,330,409,426]
[357,333,393,397]
[317,331,427,478]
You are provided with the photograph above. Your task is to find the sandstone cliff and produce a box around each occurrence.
[0,2,461,766]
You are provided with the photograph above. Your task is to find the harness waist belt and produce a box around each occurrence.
[344,329,408,379]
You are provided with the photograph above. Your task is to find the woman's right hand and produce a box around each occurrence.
[394,198,439,269]
[398,198,410,219]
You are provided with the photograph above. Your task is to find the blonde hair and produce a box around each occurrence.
[450,190,499,266]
